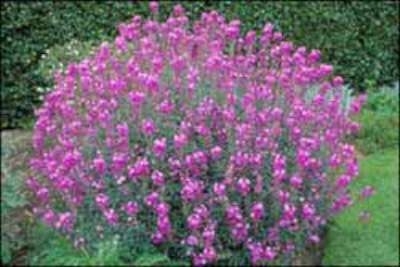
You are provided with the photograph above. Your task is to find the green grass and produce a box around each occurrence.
[323,148,399,266]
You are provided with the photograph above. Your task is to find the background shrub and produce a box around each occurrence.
[353,82,399,155]
[1,1,399,129]
[35,39,96,100]
[1,130,32,265]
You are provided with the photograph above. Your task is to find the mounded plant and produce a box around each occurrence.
[27,2,373,265]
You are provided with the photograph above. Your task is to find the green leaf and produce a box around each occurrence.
[133,253,170,265]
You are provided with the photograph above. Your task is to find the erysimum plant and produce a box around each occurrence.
[27,2,372,265]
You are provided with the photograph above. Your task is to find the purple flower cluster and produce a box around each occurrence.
[28,2,372,265]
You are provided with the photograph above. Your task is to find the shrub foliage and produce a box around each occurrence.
[27,3,375,265]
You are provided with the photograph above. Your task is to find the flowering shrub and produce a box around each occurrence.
[28,2,371,265]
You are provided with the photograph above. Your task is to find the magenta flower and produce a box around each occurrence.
[236,177,251,196]
[153,138,167,158]
[93,156,106,175]
[186,235,199,246]
[129,158,151,180]
[144,191,160,208]
[187,213,202,230]
[194,204,210,220]
[123,201,139,216]
[26,176,40,191]
[173,4,185,17]
[332,194,353,213]
[95,193,110,210]
[250,202,264,222]
[111,153,128,173]
[116,122,129,138]
[174,133,188,150]
[63,149,82,169]
[290,175,303,189]
[129,91,146,107]
[151,170,165,186]
[104,208,119,226]
[210,146,222,159]
[360,185,375,199]
[263,246,277,261]
[336,174,352,189]
[308,49,321,63]
[181,179,204,202]
[309,234,320,244]
[203,246,217,262]
[332,76,344,87]
[226,204,242,223]
[157,215,171,236]
[151,230,164,245]
[36,187,49,203]
[202,224,216,245]
[149,1,159,14]
[141,119,156,136]
[230,221,249,242]
[213,182,226,197]
[55,212,74,232]
[193,254,207,266]
[42,209,57,226]
[302,202,316,220]
[248,242,263,264]
[158,99,174,114]
[155,202,170,216]
[244,30,256,46]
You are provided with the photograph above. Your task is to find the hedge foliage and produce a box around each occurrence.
[1,1,399,129]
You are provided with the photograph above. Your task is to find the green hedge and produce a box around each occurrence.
[1,1,399,129]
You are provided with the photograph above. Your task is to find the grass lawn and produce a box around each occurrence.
[323,148,399,266]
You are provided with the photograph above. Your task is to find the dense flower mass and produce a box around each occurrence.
[28,2,370,265]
